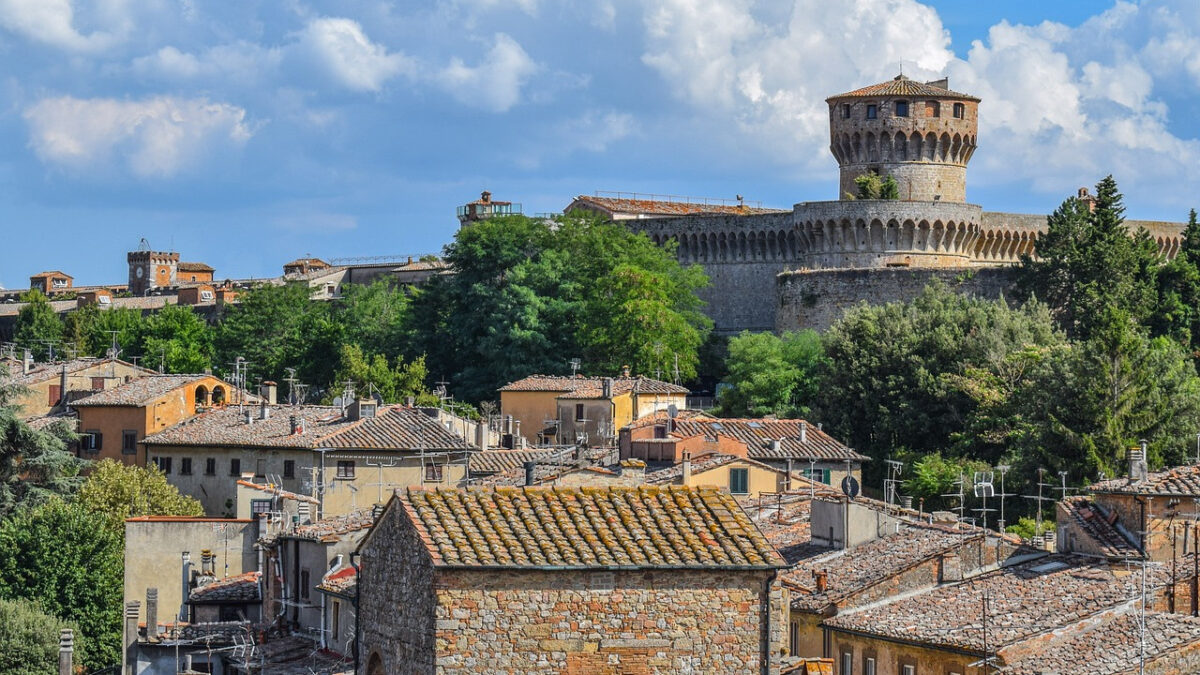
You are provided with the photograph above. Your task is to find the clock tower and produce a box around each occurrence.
[127,239,179,296]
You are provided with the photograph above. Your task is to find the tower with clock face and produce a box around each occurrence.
[127,245,179,296]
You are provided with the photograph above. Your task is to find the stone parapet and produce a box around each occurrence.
[793,200,983,269]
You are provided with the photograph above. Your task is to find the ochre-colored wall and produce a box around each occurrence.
[682,460,784,497]
[13,360,146,418]
[500,390,562,444]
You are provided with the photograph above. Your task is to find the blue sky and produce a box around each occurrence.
[1,0,1198,288]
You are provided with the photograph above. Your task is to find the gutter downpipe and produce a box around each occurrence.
[351,551,361,675]
[761,569,777,675]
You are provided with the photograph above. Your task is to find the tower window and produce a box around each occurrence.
[894,101,909,117]
[866,104,877,120]
[953,102,965,119]
[842,103,851,119]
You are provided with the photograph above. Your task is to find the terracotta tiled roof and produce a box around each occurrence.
[786,523,983,612]
[475,463,621,487]
[189,572,261,604]
[645,452,781,484]
[569,195,787,217]
[392,260,447,272]
[72,374,217,407]
[823,555,1166,651]
[828,75,979,101]
[499,374,688,397]
[143,404,470,451]
[468,449,564,475]
[178,262,214,272]
[397,485,788,570]
[1060,496,1139,559]
[315,406,472,451]
[1088,463,1200,496]
[24,413,77,432]
[286,509,376,542]
[30,270,71,279]
[652,418,868,462]
[1000,610,1200,674]
[3,357,147,386]
[317,563,358,597]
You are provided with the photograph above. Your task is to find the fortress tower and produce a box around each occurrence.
[827,75,979,203]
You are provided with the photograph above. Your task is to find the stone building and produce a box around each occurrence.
[606,75,1187,334]
[127,243,215,296]
[358,484,788,674]
[2,354,152,419]
[28,270,73,295]
[499,372,688,447]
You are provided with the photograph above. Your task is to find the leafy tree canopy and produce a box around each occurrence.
[0,499,122,671]
[76,459,203,525]
[718,330,825,418]
[139,305,214,373]
[0,368,88,515]
[0,597,86,675]
[13,290,63,361]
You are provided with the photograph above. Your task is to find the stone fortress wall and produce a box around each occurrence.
[623,76,1187,334]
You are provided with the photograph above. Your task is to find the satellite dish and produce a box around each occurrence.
[372,392,384,406]
[332,396,343,409]
[667,404,678,418]
[841,476,860,499]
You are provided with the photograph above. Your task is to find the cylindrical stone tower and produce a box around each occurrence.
[827,75,978,202]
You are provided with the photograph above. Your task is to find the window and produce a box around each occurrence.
[894,100,909,117]
[425,463,444,482]
[255,458,266,480]
[250,499,272,519]
[205,458,216,476]
[122,430,138,455]
[153,457,172,474]
[926,101,940,117]
[190,275,198,282]
[336,461,355,479]
[865,658,876,675]
[48,385,61,406]
[803,468,832,484]
[199,290,213,301]
[866,104,877,119]
[332,600,340,636]
[953,102,965,118]
[300,569,311,599]
[842,653,853,675]
[91,377,105,391]
[654,425,667,439]
[842,103,851,118]
[180,458,192,475]
[789,622,799,658]
[575,404,585,422]
[902,665,916,675]
[283,460,295,479]
[730,468,749,494]
[52,278,68,287]
[229,458,241,476]
[81,430,101,452]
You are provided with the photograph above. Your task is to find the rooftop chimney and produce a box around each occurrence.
[200,549,214,576]
[602,377,613,399]
[289,415,299,435]
[1129,442,1149,482]
[58,629,73,675]
[681,452,692,483]
[145,588,158,640]
[406,395,415,407]
[244,409,254,425]
[260,381,277,405]
[22,349,33,375]
[814,570,828,594]
[524,461,537,486]
[621,365,631,378]
[769,439,781,453]
[799,421,808,444]
[179,552,190,622]
[349,399,376,421]
[122,601,140,675]
[259,401,270,421]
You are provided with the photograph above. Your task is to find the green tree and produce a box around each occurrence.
[13,290,63,360]
[85,307,145,359]
[1149,208,1200,354]
[0,368,89,514]
[409,212,710,402]
[0,499,122,671]
[139,305,214,373]
[0,597,86,675]
[334,281,411,357]
[214,282,340,392]
[852,174,899,199]
[76,459,203,525]
[1019,176,1159,340]
[902,453,991,512]
[718,330,825,417]
[816,283,1063,482]
[329,345,439,405]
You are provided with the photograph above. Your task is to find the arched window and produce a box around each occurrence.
[194,385,209,412]
[212,386,226,405]
[367,653,385,675]
[894,100,909,117]
[953,102,965,119]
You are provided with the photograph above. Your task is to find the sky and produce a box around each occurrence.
[1,0,1199,288]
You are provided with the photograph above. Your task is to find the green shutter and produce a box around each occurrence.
[730,468,749,494]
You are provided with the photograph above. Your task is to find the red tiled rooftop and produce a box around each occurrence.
[828,74,979,101]
[570,195,787,217]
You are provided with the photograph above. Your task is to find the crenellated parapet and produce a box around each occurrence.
[794,200,982,269]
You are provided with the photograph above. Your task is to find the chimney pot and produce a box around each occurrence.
[621,365,630,378]
[799,421,807,444]
[814,570,828,594]
[259,402,270,420]
[681,452,692,483]
[406,395,415,407]
[58,629,73,675]
[244,409,253,425]
[145,588,158,639]
[289,415,298,435]
[524,461,537,487]
[602,377,613,400]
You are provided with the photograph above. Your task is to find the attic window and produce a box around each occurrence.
[199,290,214,301]
[52,278,68,287]
[747,422,762,428]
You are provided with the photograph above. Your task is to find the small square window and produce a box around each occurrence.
[229,458,241,476]
[122,430,138,455]
[866,104,877,119]
[953,102,965,119]
[575,404,585,422]
[153,457,172,474]
[842,103,851,118]
[336,460,355,479]
[425,463,443,482]
[205,458,216,476]
[730,468,749,494]
[82,430,102,452]
[251,499,272,519]
[894,100,909,117]
[180,458,192,475]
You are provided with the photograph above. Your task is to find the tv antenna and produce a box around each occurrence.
[941,472,966,530]
[1023,468,1056,542]
[365,458,399,505]
[883,459,904,507]
[972,471,996,532]
[569,358,581,377]
[994,464,1014,533]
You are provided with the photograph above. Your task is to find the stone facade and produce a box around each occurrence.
[775,266,1016,332]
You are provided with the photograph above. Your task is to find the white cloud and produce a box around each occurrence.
[295,17,414,93]
[636,0,1200,203]
[131,42,282,86]
[436,33,538,112]
[558,110,636,153]
[24,96,252,178]
[0,0,131,52]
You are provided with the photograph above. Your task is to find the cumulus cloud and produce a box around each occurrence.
[0,0,125,51]
[637,0,1200,203]
[24,96,252,178]
[295,17,415,93]
[130,42,282,86]
[436,33,538,112]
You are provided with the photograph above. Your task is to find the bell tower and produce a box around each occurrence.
[826,75,979,202]
[127,239,179,296]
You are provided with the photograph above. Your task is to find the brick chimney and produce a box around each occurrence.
[814,570,828,593]
[681,452,692,484]
[260,381,277,405]
[1129,441,1149,482]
